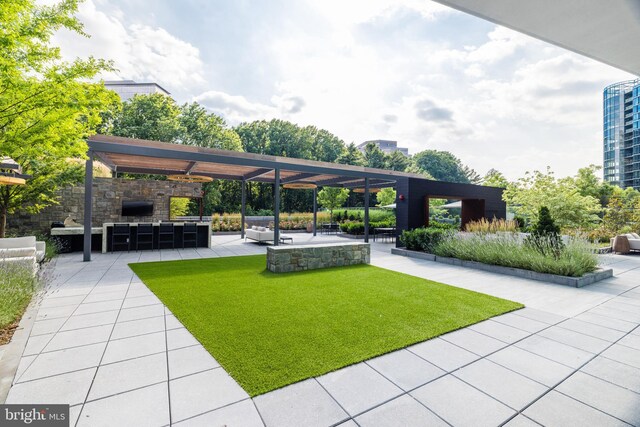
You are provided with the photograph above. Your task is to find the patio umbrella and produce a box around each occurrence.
[381,203,396,209]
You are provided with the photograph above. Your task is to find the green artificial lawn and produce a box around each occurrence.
[130,255,522,396]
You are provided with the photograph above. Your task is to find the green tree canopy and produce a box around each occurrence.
[336,143,364,166]
[483,169,508,188]
[503,167,602,231]
[0,0,119,236]
[413,150,471,183]
[111,93,181,142]
[363,143,386,169]
[179,102,242,150]
[385,151,410,172]
[376,188,396,207]
[317,187,350,223]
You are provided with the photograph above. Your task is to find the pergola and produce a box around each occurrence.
[83,135,424,261]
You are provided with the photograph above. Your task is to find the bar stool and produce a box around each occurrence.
[111,223,131,252]
[136,223,154,251]
[158,223,175,249]
[183,223,198,248]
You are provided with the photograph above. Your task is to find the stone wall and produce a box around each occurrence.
[267,242,370,273]
[8,178,202,235]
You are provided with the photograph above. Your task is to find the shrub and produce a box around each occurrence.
[339,219,396,235]
[400,227,454,253]
[525,206,563,259]
[433,234,598,277]
[429,221,459,230]
[465,218,519,233]
[0,261,40,336]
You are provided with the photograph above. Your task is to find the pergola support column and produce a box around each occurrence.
[83,151,94,262]
[241,178,246,239]
[274,169,280,246]
[312,187,317,236]
[364,177,370,243]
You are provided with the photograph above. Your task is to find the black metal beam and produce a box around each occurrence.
[274,169,280,245]
[281,173,317,184]
[241,178,246,239]
[364,177,370,243]
[83,152,93,261]
[313,187,317,236]
[243,168,273,180]
[342,179,396,188]
[87,139,408,181]
[92,151,117,171]
[315,177,361,186]
[185,161,198,174]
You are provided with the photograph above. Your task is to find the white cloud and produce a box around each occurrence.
[51,0,636,180]
[52,0,206,94]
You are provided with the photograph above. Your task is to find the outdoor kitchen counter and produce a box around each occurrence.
[102,222,211,253]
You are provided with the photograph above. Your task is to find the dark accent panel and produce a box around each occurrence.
[395,178,505,247]
[461,199,485,229]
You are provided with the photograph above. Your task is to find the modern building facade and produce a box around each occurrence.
[603,79,640,189]
[357,140,409,156]
[104,80,171,101]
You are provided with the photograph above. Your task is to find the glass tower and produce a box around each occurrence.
[604,79,640,189]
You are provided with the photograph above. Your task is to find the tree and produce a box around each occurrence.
[0,0,119,237]
[413,150,470,183]
[317,187,349,223]
[385,151,410,172]
[363,143,386,169]
[111,93,182,142]
[503,167,602,232]
[376,188,396,207]
[483,169,508,188]
[574,165,615,207]
[336,143,364,166]
[462,165,482,184]
[180,102,242,150]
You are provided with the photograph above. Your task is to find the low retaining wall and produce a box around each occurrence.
[391,248,613,288]
[267,242,370,273]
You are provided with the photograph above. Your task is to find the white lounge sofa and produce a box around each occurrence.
[624,233,640,251]
[0,236,46,272]
[245,226,274,243]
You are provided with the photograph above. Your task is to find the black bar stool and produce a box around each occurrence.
[137,223,154,251]
[158,222,175,249]
[112,224,131,252]
[183,223,198,248]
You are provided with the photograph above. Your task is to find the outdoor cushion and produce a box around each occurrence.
[0,247,36,258]
[632,233,640,239]
[251,225,258,230]
[0,236,36,249]
[258,226,266,231]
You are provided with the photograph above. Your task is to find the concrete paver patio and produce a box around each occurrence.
[3,234,640,426]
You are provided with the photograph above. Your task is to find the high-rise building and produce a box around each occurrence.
[104,80,171,101]
[357,140,409,156]
[603,79,640,189]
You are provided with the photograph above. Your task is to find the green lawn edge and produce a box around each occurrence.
[130,255,523,396]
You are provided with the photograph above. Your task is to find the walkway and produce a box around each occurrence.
[3,235,639,426]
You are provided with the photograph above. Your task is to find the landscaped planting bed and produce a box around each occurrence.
[130,255,522,396]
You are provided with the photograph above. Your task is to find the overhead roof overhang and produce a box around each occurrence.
[87,135,428,188]
[433,0,640,75]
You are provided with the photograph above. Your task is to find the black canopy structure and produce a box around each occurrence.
[83,135,506,261]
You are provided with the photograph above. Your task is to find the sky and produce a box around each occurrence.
[51,0,636,180]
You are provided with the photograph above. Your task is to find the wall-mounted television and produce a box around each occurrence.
[121,200,154,216]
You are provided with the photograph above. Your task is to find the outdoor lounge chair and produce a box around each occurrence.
[0,236,46,273]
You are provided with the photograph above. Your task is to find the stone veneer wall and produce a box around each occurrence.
[8,178,202,235]
[267,242,370,273]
